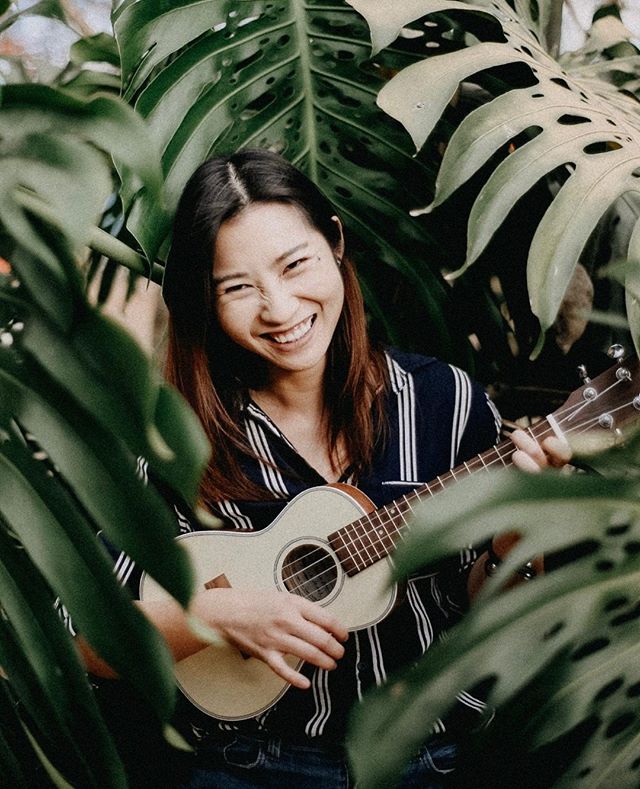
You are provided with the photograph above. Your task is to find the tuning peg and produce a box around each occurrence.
[608,344,626,361]
[577,365,591,384]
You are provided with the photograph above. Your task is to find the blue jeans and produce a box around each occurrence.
[183,731,456,788]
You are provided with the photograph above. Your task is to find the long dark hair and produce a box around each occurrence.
[164,149,388,504]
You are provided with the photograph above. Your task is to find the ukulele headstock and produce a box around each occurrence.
[550,349,640,453]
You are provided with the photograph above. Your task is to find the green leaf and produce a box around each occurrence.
[0,425,179,721]
[70,33,120,68]
[0,84,167,262]
[0,363,194,609]
[0,524,128,787]
[351,0,640,352]
[349,468,640,788]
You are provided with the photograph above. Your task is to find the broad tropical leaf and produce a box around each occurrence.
[0,84,167,264]
[348,466,640,788]
[348,0,640,355]
[0,232,208,785]
[113,0,479,364]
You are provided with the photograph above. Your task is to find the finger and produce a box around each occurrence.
[511,429,547,468]
[265,651,311,689]
[542,435,572,467]
[279,634,340,670]
[295,599,349,642]
[512,448,542,473]
[295,624,345,661]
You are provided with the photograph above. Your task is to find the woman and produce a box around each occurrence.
[91,149,569,787]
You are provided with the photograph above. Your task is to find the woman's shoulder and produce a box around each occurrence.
[383,347,463,388]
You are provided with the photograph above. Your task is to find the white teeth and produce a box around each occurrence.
[270,316,314,344]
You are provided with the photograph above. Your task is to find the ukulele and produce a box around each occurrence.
[140,351,640,720]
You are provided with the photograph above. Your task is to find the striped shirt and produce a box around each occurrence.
[114,349,501,745]
[102,350,500,744]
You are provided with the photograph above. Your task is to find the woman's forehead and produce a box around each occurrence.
[213,202,321,272]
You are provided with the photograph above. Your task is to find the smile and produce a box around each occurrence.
[266,315,316,344]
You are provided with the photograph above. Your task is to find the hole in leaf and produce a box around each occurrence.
[583,142,621,155]
[580,92,589,100]
[605,712,635,738]
[337,49,355,60]
[239,91,276,119]
[521,45,533,57]
[426,41,440,48]
[596,560,615,572]
[606,118,617,126]
[611,603,640,627]
[577,767,592,778]
[632,756,640,770]
[626,682,640,698]
[632,168,640,178]
[319,141,331,153]
[557,114,591,125]
[606,523,630,536]
[338,95,360,109]
[236,49,263,72]
[551,77,572,90]
[542,621,565,641]
[335,185,352,199]
[624,541,640,556]
[531,92,544,98]
[594,678,624,702]
[572,638,609,661]
[277,34,290,47]
[604,596,628,612]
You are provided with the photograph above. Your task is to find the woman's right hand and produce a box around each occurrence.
[191,588,349,689]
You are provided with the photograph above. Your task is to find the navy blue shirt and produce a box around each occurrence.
[128,349,501,745]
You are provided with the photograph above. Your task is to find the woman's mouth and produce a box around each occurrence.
[266,315,316,344]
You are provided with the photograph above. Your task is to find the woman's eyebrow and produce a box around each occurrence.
[274,241,308,263]
[212,271,248,286]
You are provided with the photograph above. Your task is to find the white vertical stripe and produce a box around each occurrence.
[244,419,288,498]
[305,669,331,737]
[354,632,364,701]
[449,366,472,467]
[486,393,502,441]
[367,625,387,686]
[218,499,253,530]
[407,579,434,651]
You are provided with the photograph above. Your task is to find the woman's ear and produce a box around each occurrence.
[331,215,345,264]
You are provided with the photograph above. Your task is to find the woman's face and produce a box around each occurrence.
[212,202,345,384]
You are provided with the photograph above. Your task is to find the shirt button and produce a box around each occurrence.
[357,661,368,672]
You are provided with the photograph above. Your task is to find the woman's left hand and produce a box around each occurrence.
[510,428,571,472]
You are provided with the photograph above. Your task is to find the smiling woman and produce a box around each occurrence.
[100,149,570,789]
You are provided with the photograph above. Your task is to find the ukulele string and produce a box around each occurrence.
[283,386,639,599]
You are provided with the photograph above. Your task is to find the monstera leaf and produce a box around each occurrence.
[348,0,640,356]
[348,463,640,789]
[112,0,481,362]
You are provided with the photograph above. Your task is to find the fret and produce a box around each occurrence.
[329,421,541,578]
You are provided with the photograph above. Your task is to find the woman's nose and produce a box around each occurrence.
[258,284,297,324]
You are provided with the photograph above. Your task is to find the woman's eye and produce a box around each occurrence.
[222,283,251,296]
[285,257,307,273]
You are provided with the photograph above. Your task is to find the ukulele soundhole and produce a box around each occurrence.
[281,544,339,602]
